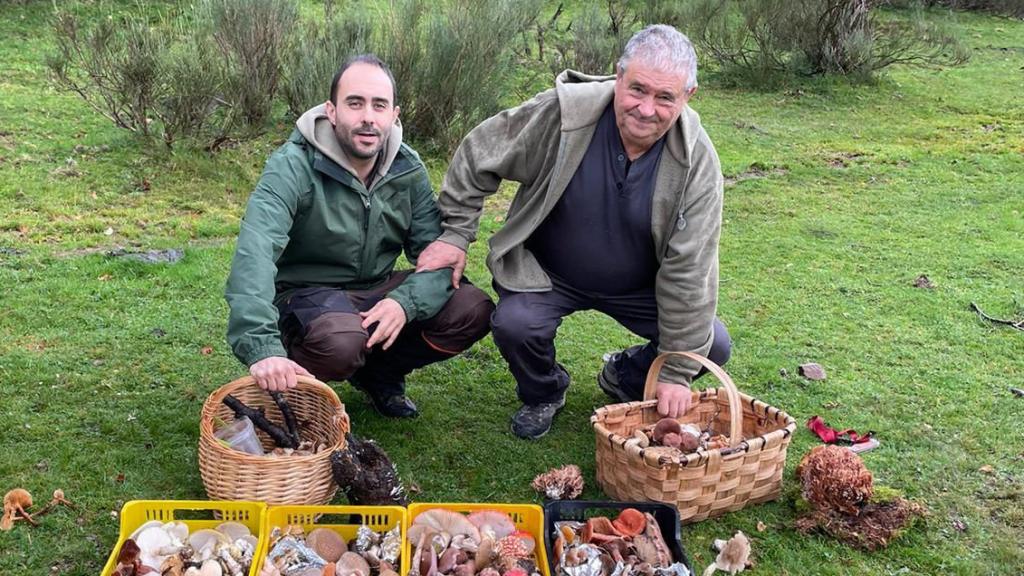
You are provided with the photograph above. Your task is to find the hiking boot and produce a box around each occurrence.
[351,379,419,418]
[510,393,566,440]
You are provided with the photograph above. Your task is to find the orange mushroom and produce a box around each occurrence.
[611,508,647,537]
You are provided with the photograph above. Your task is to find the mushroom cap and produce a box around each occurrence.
[408,509,480,544]
[651,419,683,444]
[215,521,251,541]
[308,528,347,563]
[189,529,225,554]
[336,552,372,576]
[467,510,516,540]
[714,531,750,573]
[3,488,33,509]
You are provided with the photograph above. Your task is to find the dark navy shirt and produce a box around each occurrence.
[527,103,665,294]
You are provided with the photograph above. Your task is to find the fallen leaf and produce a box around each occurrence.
[979,465,995,474]
[200,346,213,355]
[756,521,767,532]
[126,413,137,422]
[97,273,112,281]
[115,472,126,484]
[951,518,967,532]
[822,401,841,409]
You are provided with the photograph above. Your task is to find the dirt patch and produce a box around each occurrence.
[724,165,788,187]
[827,152,868,169]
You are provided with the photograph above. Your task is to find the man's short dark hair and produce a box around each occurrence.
[329,54,398,106]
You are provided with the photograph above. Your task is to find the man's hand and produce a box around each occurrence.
[655,382,693,418]
[360,298,407,350]
[249,356,311,392]
[415,240,467,289]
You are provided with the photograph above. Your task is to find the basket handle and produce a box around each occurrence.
[642,351,743,447]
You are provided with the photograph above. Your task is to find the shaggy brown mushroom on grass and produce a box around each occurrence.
[794,445,926,551]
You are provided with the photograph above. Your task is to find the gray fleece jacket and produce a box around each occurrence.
[437,70,724,381]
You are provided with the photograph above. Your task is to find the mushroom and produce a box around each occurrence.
[307,528,347,563]
[597,537,630,563]
[337,552,372,576]
[581,517,619,543]
[215,522,251,541]
[408,509,480,545]
[530,465,585,500]
[651,419,682,445]
[467,510,516,541]
[702,531,750,575]
[2,488,35,530]
[438,547,467,573]
[610,509,646,537]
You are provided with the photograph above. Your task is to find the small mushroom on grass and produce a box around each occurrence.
[702,531,750,575]
[2,488,35,530]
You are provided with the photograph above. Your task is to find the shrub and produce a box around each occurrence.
[681,0,969,83]
[48,10,166,138]
[549,2,629,76]
[379,0,539,154]
[884,0,1024,17]
[198,0,297,130]
[280,6,375,118]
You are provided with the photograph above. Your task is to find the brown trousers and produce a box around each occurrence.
[278,271,494,397]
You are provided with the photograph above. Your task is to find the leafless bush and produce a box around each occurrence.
[48,10,165,138]
[549,2,629,76]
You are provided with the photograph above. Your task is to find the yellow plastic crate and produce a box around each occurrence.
[101,499,267,576]
[405,503,549,576]
[256,504,408,574]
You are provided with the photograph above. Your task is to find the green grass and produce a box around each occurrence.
[2,2,1023,575]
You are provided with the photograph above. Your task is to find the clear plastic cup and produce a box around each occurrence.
[214,416,264,455]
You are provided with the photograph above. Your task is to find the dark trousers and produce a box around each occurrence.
[279,271,494,398]
[491,274,731,405]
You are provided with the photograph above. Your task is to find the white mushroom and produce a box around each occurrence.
[200,559,224,576]
[216,521,252,541]
[135,525,176,569]
[702,531,750,576]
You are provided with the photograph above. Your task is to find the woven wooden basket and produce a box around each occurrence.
[198,375,350,506]
[592,352,796,524]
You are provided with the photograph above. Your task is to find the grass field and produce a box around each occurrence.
[1,2,1022,575]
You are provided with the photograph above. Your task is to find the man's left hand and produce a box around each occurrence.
[360,298,407,350]
[655,382,693,418]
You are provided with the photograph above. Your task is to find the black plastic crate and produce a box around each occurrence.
[543,500,693,575]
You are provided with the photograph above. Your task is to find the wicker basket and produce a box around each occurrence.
[592,352,796,524]
[198,375,350,506]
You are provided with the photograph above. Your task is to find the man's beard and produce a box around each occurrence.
[336,123,384,160]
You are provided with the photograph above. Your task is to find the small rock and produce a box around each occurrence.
[798,363,827,381]
[978,465,994,474]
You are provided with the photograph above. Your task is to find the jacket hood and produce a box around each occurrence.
[554,69,704,161]
[295,102,404,182]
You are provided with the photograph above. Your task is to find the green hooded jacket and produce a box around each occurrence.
[225,104,452,367]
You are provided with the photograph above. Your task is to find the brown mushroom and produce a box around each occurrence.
[651,419,682,445]
[336,552,372,576]
[307,528,347,563]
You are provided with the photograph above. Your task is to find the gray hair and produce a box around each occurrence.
[617,25,698,92]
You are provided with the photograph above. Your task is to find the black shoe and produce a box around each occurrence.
[351,380,419,418]
[510,394,566,440]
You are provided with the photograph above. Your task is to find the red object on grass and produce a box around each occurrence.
[807,416,874,444]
